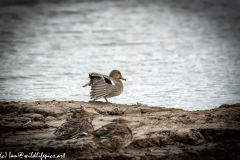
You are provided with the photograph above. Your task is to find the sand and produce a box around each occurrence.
[0,101,239,159]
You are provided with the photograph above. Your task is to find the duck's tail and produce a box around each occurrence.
[82,81,90,87]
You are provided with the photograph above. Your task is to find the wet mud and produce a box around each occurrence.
[0,101,240,159]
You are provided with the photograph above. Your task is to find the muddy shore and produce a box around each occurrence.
[0,101,239,159]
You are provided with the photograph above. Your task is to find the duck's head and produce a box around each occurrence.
[109,70,126,81]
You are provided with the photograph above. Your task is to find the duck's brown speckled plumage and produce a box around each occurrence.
[93,118,133,151]
[53,108,94,139]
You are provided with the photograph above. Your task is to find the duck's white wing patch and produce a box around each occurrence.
[110,79,115,85]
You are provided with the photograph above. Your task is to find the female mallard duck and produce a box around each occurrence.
[93,118,133,151]
[53,108,94,139]
[82,70,126,102]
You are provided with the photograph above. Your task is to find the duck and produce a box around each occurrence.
[53,107,94,139]
[93,118,133,151]
[82,70,126,102]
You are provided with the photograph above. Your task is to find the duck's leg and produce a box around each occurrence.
[104,97,108,102]
[90,98,96,103]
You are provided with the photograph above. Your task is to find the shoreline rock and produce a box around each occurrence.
[0,101,240,159]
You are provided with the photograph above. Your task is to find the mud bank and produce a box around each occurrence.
[0,101,240,160]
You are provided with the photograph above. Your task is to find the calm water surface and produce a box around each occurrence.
[0,0,240,110]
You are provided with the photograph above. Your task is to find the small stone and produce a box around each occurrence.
[179,143,185,148]
[147,148,153,152]
[30,114,45,122]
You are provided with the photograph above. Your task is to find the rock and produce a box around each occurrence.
[45,116,57,121]
[124,107,141,115]
[29,114,45,122]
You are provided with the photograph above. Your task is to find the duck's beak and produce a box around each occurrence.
[121,77,126,81]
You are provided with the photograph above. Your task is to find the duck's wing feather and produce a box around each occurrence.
[93,122,117,137]
[114,124,132,137]
[82,72,103,87]
[90,81,108,100]
[53,121,80,139]
[88,73,116,100]
[79,120,94,133]
[95,125,133,151]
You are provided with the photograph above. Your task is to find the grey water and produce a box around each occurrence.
[0,0,240,110]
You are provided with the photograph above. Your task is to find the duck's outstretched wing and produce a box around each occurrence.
[83,72,115,100]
